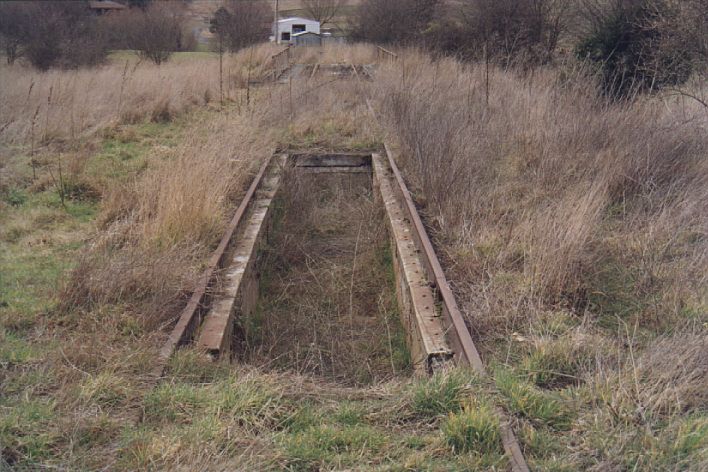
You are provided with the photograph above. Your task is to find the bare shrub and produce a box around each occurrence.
[0,1,31,65]
[576,0,698,97]
[210,0,272,52]
[0,1,109,70]
[432,0,570,65]
[302,0,345,25]
[123,2,187,65]
[352,0,440,44]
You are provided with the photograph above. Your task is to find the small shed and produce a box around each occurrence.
[293,31,322,47]
[275,17,320,44]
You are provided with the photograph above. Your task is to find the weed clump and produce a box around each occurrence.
[411,369,480,418]
[442,398,502,454]
[495,368,573,430]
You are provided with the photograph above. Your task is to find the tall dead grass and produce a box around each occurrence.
[373,50,707,332]
[0,44,280,145]
[61,108,275,326]
[371,49,707,468]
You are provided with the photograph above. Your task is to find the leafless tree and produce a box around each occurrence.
[577,0,702,97]
[301,0,345,25]
[352,0,439,44]
[0,2,31,65]
[210,0,272,52]
[452,0,570,65]
[124,2,187,65]
[0,1,109,69]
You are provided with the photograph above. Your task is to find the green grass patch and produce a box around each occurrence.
[3,188,28,207]
[144,383,205,424]
[442,398,502,455]
[495,368,573,430]
[411,368,480,418]
[0,328,38,365]
[281,423,388,470]
[0,398,58,465]
[334,402,366,426]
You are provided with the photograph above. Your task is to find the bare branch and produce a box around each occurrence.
[301,0,345,25]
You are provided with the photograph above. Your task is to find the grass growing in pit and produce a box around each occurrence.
[242,170,411,385]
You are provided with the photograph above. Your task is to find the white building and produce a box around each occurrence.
[274,17,320,44]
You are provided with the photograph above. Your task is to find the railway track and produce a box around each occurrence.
[138,53,529,471]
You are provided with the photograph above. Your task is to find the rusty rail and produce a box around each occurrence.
[351,63,529,472]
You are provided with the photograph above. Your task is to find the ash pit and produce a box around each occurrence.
[235,154,411,386]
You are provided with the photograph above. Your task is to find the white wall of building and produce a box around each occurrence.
[275,17,320,44]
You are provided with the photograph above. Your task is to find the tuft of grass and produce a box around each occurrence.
[411,368,480,418]
[442,398,502,454]
[143,383,205,424]
[495,368,573,430]
[521,335,593,388]
[3,188,27,207]
[281,423,388,469]
[78,372,130,409]
[334,402,366,426]
[279,404,323,433]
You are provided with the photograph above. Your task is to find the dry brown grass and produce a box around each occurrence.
[370,48,707,469]
[60,108,275,326]
[373,50,707,331]
[0,45,280,146]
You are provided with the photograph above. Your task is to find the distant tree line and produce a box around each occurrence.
[0,1,110,70]
[0,0,200,68]
[0,0,275,69]
[1,0,703,98]
[352,0,707,97]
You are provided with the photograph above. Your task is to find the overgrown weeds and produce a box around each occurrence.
[372,49,707,469]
